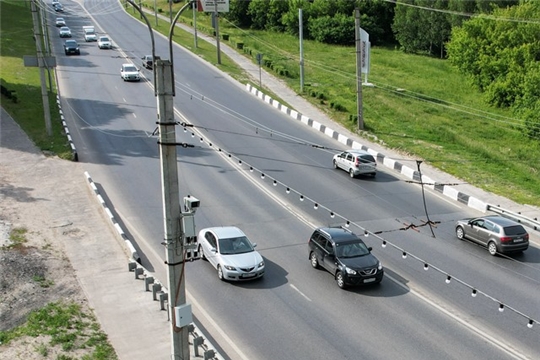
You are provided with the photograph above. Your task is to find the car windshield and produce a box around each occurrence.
[218,236,254,255]
[100,37,109,42]
[123,66,137,72]
[335,241,370,258]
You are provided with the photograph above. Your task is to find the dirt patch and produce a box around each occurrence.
[0,144,106,358]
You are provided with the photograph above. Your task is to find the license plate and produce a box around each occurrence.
[513,238,523,243]
[364,278,376,283]
[242,273,256,278]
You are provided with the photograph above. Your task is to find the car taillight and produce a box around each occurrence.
[355,159,360,167]
[524,234,529,240]
[500,236,512,243]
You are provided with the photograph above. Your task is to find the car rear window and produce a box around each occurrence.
[503,225,526,235]
[358,154,375,163]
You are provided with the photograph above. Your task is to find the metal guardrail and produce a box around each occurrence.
[487,204,540,232]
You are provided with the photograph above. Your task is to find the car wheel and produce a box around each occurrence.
[310,252,319,269]
[217,265,225,281]
[488,241,498,256]
[198,245,206,260]
[456,226,465,240]
[349,169,355,178]
[333,160,338,169]
[336,271,347,289]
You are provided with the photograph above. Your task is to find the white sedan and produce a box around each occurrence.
[198,226,265,281]
[97,36,112,49]
[120,64,140,81]
[59,26,71,38]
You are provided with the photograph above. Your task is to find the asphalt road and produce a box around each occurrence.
[48,1,540,359]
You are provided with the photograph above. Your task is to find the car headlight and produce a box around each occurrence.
[258,260,265,268]
[345,267,357,275]
[377,262,383,271]
[223,265,236,271]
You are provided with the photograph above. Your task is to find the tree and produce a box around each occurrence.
[392,0,452,56]
[308,13,355,45]
[223,0,252,28]
[248,0,269,29]
[447,1,540,139]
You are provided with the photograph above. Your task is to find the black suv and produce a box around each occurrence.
[308,227,383,289]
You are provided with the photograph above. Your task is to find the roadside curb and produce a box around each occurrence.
[56,95,78,161]
[84,171,140,262]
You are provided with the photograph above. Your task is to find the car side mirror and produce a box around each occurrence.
[368,247,373,251]
[210,247,217,253]
[252,243,257,248]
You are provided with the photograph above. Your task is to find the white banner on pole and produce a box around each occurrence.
[360,28,370,75]
[197,0,229,12]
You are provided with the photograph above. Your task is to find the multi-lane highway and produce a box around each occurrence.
[48,1,539,359]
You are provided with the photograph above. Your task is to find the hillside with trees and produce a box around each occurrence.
[220,0,538,139]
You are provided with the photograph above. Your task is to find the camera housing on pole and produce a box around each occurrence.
[182,195,200,260]
[183,195,200,213]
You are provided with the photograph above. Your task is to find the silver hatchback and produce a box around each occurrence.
[455,215,529,255]
[333,149,377,177]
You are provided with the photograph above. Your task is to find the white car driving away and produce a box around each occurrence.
[198,226,265,281]
[120,64,140,81]
[333,149,377,178]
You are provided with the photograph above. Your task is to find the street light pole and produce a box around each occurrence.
[155,58,189,360]
[355,8,364,130]
[125,1,192,358]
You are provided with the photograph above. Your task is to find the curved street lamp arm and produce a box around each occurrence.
[168,0,195,96]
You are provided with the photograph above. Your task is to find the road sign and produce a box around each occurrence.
[197,0,229,12]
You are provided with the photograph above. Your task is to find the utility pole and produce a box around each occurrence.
[299,8,304,93]
[355,8,364,130]
[192,1,198,48]
[155,59,189,360]
[30,0,52,136]
[214,1,221,64]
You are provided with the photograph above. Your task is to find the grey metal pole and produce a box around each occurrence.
[39,3,53,92]
[31,0,52,136]
[299,9,304,93]
[155,59,189,360]
[355,8,364,130]
[192,1,198,48]
[214,1,221,64]
[154,0,158,27]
